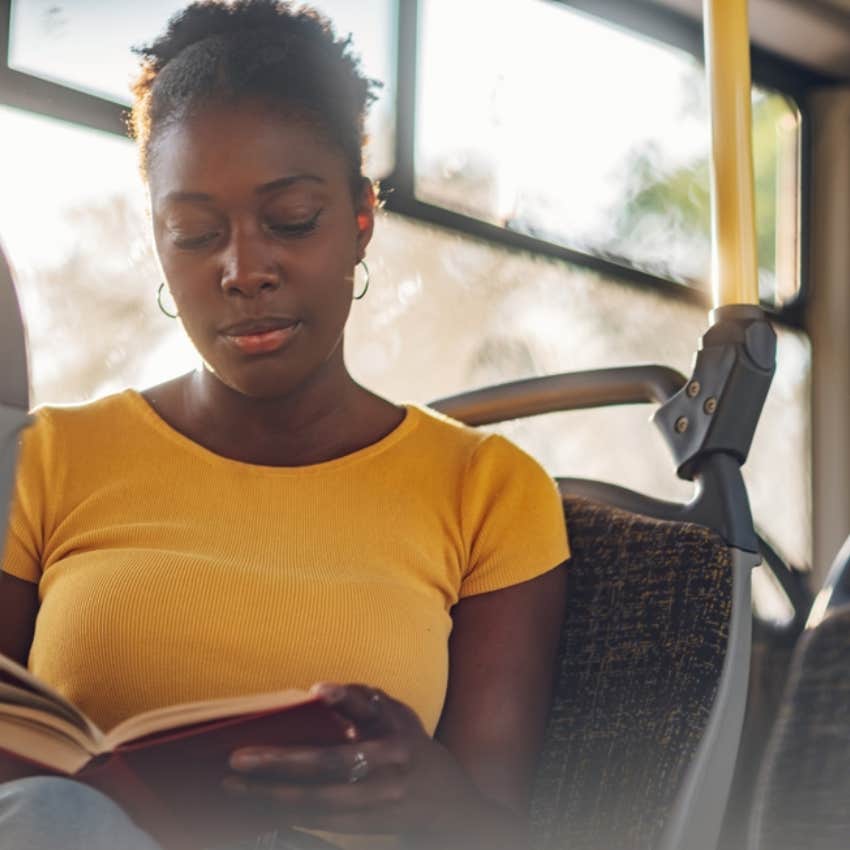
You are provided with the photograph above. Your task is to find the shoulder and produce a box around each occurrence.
[9,392,136,537]
[412,404,547,471]
[407,404,488,447]
[406,404,529,467]
[31,388,137,427]
[413,410,569,598]
[21,389,141,464]
[27,389,138,437]
[408,404,559,504]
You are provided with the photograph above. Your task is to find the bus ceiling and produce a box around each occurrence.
[651,0,850,79]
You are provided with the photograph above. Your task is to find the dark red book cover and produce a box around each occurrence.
[1,697,351,850]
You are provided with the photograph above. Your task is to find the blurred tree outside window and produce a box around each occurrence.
[0,106,194,404]
[417,0,801,307]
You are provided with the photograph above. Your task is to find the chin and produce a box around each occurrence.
[205,361,316,401]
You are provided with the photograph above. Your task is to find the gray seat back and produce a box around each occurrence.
[0,245,31,561]
[748,538,850,850]
[431,367,759,850]
[530,493,735,850]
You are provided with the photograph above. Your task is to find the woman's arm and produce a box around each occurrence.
[0,571,38,666]
[424,561,568,848]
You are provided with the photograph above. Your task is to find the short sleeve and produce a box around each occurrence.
[1,408,61,584]
[459,434,569,598]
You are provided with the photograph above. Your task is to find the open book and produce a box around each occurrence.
[0,652,352,846]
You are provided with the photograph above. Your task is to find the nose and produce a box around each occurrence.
[220,230,281,298]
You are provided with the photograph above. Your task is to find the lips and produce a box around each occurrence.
[220,316,302,355]
[220,316,299,336]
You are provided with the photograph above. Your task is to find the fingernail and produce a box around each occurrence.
[230,752,264,770]
[311,682,344,702]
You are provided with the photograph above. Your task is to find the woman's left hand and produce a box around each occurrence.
[224,683,493,839]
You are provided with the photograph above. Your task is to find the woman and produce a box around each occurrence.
[0,2,569,849]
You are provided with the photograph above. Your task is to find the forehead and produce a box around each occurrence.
[147,102,349,201]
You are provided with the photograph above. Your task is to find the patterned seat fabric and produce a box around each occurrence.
[750,606,850,850]
[531,494,733,850]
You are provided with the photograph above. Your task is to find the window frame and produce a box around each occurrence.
[0,0,832,327]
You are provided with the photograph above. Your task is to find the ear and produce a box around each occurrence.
[354,178,376,260]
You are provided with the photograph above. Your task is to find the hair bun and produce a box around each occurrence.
[130,0,380,194]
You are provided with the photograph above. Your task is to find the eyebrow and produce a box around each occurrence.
[257,174,325,195]
[163,174,326,204]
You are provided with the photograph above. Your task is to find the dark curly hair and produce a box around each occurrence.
[130,0,380,196]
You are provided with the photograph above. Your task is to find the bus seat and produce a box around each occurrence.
[0,245,31,563]
[530,492,733,850]
[432,364,762,850]
[748,539,850,850]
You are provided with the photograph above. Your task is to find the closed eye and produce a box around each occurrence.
[172,231,221,250]
[267,210,322,237]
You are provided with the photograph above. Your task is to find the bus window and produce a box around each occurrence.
[0,0,811,565]
[7,0,397,178]
[0,105,182,402]
[345,214,811,571]
[0,0,810,571]
[417,0,801,308]
[0,108,810,573]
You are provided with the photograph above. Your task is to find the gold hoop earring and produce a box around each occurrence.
[353,260,370,301]
[157,283,179,319]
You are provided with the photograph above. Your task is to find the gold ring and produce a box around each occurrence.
[348,750,370,784]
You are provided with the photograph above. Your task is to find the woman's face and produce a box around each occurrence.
[148,100,373,399]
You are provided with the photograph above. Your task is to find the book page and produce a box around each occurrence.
[104,688,314,749]
[0,682,91,732]
[0,702,99,755]
[0,713,92,774]
[0,652,99,741]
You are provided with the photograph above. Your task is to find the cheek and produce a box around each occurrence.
[155,242,213,308]
[291,244,357,310]
[155,261,218,352]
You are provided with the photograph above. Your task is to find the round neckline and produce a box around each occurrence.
[124,389,420,476]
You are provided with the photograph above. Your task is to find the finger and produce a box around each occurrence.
[309,683,402,735]
[220,785,401,837]
[265,808,402,836]
[229,739,411,783]
[222,772,407,817]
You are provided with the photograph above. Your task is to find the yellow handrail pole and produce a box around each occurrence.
[703,0,759,308]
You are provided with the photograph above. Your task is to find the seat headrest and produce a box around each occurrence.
[0,244,29,411]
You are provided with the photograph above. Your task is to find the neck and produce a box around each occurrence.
[168,352,399,467]
[190,363,362,442]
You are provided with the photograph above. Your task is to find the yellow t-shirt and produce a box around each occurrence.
[2,389,569,737]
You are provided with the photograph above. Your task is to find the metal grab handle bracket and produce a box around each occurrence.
[653,304,777,483]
